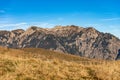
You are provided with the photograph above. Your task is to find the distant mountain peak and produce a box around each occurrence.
[0,25,120,60]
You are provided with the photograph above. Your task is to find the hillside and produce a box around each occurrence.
[0,25,120,60]
[0,47,120,80]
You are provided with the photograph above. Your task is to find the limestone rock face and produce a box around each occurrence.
[0,25,120,60]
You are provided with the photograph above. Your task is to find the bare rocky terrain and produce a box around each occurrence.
[0,25,120,60]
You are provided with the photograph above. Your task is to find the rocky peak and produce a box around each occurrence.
[48,25,83,37]
[12,29,25,35]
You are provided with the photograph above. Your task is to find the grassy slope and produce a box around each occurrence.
[0,47,120,80]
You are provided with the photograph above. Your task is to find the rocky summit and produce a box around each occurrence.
[0,25,120,60]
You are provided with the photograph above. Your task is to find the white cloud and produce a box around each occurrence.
[101,18,120,21]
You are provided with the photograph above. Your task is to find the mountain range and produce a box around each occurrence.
[0,25,120,60]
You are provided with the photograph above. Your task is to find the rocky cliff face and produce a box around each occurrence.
[0,25,120,60]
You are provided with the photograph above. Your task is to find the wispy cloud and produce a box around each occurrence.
[84,24,103,28]
[0,23,27,27]
[0,22,56,30]
[0,10,5,13]
[57,17,64,21]
[97,25,120,39]
[0,22,28,30]
[84,23,120,38]
[101,18,120,21]
[104,26,120,39]
[29,22,55,28]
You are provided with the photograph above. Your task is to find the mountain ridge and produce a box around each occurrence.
[0,25,120,60]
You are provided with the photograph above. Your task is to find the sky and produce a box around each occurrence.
[0,0,120,38]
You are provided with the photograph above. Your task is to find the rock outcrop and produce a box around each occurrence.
[115,49,120,60]
[0,25,120,60]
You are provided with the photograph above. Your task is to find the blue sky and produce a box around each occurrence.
[0,0,120,38]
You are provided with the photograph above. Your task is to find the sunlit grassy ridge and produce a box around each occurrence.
[0,47,120,80]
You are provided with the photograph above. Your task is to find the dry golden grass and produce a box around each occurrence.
[0,47,120,80]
